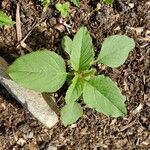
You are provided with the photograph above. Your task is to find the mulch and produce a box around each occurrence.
[0,0,150,149]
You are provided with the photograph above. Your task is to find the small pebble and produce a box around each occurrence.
[26,132,34,139]
[17,138,26,146]
[128,3,134,8]
[96,3,101,11]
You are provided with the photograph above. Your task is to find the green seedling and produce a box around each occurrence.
[102,0,114,4]
[7,27,135,126]
[70,0,80,7]
[39,0,50,11]
[0,11,15,27]
[69,0,114,7]
[55,2,70,17]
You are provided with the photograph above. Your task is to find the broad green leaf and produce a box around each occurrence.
[71,0,80,7]
[65,75,84,104]
[102,0,114,4]
[0,11,15,26]
[83,75,127,117]
[61,36,73,56]
[97,35,135,68]
[7,51,67,92]
[71,27,94,71]
[60,102,83,126]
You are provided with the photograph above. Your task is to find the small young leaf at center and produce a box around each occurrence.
[65,75,85,104]
[71,27,94,71]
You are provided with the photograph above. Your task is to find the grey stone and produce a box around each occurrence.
[0,75,58,128]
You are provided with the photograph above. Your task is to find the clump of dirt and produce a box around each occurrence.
[0,0,150,149]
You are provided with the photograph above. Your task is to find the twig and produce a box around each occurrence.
[21,21,37,43]
[16,2,22,42]
[18,9,47,51]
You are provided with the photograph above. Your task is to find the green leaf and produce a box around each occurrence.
[71,27,94,71]
[55,2,70,17]
[61,36,73,56]
[55,3,62,11]
[60,102,83,126]
[7,51,67,92]
[39,0,50,9]
[65,75,84,104]
[83,75,127,117]
[71,0,80,7]
[0,11,15,26]
[102,0,114,5]
[63,2,70,9]
[97,35,135,68]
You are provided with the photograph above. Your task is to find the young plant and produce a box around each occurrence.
[39,0,50,11]
[102,0,114,4]
[69,0,114,7]
[7,27,135,126]
[70,0,80,7]
[55,2,70,18]
[0,11,15,27]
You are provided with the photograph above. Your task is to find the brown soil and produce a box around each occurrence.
[0,0,150,149]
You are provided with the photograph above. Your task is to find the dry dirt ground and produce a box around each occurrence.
[0,0,150,149]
